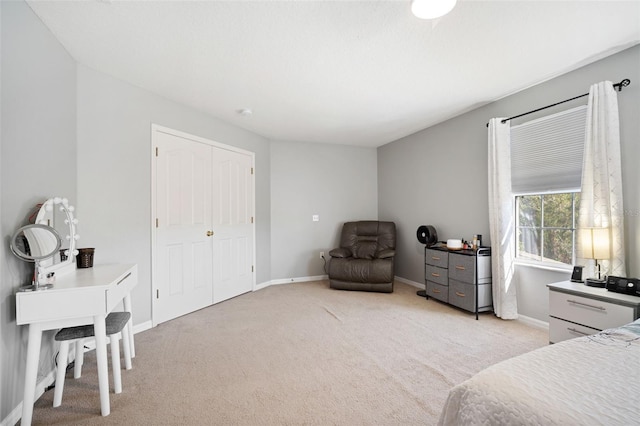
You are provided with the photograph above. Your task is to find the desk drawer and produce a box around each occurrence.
[106,268,137,311]
[549,291,635,331]
[16,288,105,325]
[425,265,448,286]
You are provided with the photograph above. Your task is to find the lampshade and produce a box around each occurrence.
[411,0,457,19]
[579,227,610,260]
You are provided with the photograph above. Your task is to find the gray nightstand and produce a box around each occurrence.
[547,281,640,343]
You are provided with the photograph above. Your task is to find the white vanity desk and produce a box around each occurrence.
[16,263,137,425]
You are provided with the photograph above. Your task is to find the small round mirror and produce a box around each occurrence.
[10,224,62,262]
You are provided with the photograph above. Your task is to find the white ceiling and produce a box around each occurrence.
[26,0,640,147]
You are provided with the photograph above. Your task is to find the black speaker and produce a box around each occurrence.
[570,266,584,283]
[416,225,438,246]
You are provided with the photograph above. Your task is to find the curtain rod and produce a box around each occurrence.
[485,78,631,127]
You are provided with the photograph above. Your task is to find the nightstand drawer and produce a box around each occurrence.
[425,265,448,286]
[549,317,599,343]
[549,291,636,331]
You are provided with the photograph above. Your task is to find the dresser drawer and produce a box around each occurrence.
[426,281,448,303]
[549,317,599,343]
[449,253,475,283]
[425,249,448,268]
[549,290,636,331]
[448,279,475,312]
[425,265,448,286]
[106,268,137,312]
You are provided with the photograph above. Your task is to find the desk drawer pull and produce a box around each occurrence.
[566,299,606,311]
[567,327,590,336]
[455,291,465,297]
[433,288,441,294]
[455,265,465,270]
[431,256,441,261]
[117,273,132,286]
[431,273,440,278]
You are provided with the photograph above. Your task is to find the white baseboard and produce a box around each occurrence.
[258,275,419,291]
[133,320,153,334]
[1,370,56,426]
[255,275,328,290]
[517,314,549,331]
[394,276,424,289]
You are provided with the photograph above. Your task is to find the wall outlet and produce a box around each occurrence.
[319,251,324,259]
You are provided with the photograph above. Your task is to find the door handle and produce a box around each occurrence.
[206,230,214,237]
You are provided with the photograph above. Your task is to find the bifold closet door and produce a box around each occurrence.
[211,147,254,304]
[154,127,255,324]
[155,131,213,324]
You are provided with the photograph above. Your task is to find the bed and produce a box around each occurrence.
[438,319,640,425]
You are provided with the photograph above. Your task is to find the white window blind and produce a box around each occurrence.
[510,105,587,193]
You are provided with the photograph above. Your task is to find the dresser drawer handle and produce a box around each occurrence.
[431,273,440,278]
[432,256,440,261]
[455,266,465,270]
[566,299,606,311]
[455,291,465,297]
[433,288,441,294]
[567,327,590,336]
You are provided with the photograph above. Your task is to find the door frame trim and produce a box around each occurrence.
[150,123,256,327]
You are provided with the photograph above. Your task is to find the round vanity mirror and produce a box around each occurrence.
[10,224,62,291]
[10,224,62,261]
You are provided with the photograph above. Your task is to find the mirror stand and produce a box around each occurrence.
[19,260,54,292]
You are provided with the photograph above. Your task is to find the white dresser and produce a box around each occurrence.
[547,280,640,343]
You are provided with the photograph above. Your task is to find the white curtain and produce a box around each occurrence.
[488,118,518,319]
[578,81,626,277]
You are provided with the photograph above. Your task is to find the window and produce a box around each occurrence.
[516,192,580,266]
[510,105,587,268]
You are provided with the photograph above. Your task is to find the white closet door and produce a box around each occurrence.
[211,147,254,303]
[154,131,213,324]
[153,126,255,325]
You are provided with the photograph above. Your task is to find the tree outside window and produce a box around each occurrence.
[516,192,580,266]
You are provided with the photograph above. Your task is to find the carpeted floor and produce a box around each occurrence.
[29,281,547,425]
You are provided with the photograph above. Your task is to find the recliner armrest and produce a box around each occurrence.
[329,248,352,258]
[376,249,395,259]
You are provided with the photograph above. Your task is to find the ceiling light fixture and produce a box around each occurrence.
[411,0,457,19]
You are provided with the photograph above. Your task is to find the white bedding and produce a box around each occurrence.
[438,319,640,425]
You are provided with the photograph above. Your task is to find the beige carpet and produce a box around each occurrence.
[29,281,547,425]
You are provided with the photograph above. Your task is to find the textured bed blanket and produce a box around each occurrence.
[438,319,640,425]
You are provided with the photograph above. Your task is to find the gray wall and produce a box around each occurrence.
[76,65,272,324]
[378,44,640,322]
[1,1,77,419]
[270,140,378,280]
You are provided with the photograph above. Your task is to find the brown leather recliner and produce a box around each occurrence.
[328,221,396,293]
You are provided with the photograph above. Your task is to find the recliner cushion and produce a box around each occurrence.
[340,221,395,259]
[328,258,394,284]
